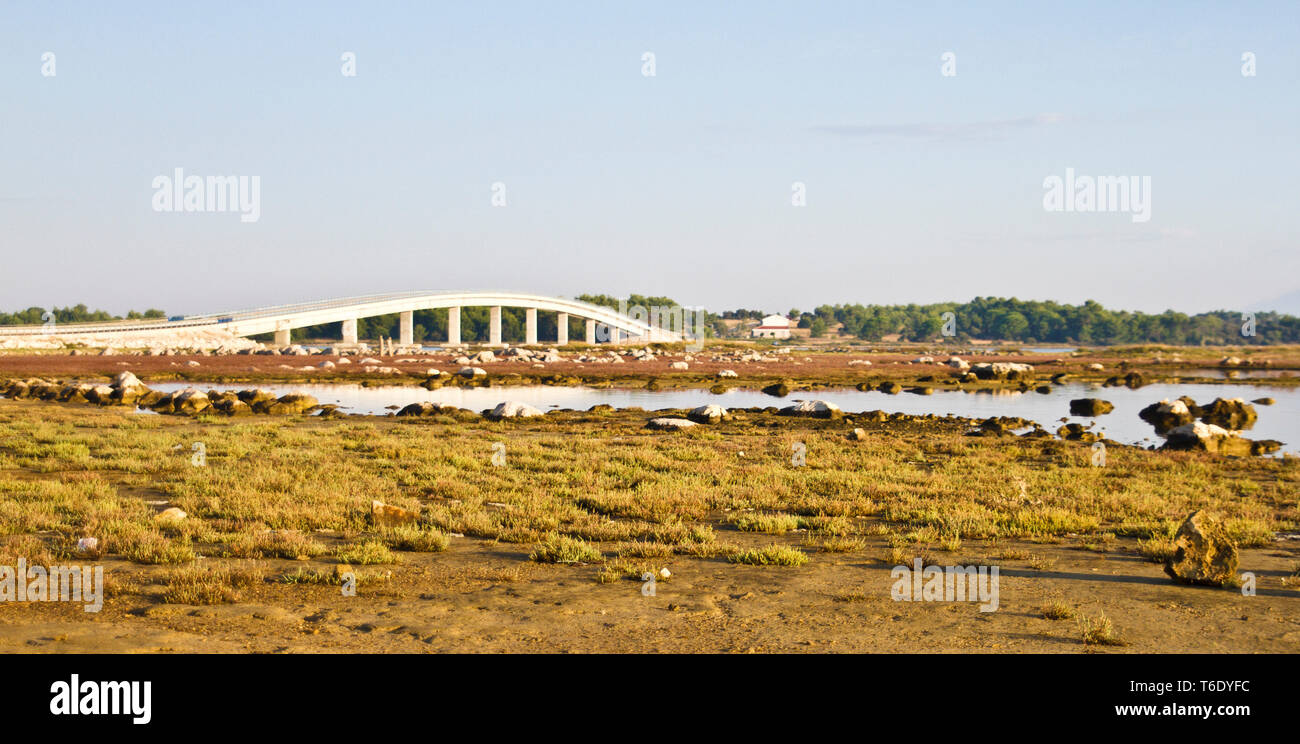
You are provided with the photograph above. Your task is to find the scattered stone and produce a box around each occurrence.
[458,367,487,377]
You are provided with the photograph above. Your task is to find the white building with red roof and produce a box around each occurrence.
[750,314,791,339]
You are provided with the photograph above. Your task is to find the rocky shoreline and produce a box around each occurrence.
[2,370,1286,457]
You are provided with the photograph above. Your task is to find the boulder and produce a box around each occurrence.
[877,382,903,395]
[1139,398,1199,432]
[971,362,1034,380]
[155,507,188,525]
[1163,511,1239,587]
[238,389,278,408]
[173,389,211,415]
[489,401,544,419]
[1069,398,1114,416]
[1086,363,1104,372]
[761,381,791,397]
[458,367,487,377]
[1162,421,1254,456]
[946,356,970,371]
[262,393,318,415]
[780,400,843,419]
[111,371,144,389]
[58,383,93,403]
[371,500,419,528]
[848,427,868,441]
[1198,398,1257,431]
[687,404,728,424]
[1056,423,1099,442]
[397,402,437,417]
[646,417,698,431]
[212,398,252,416]
[669,361,689,371]
[717,369,738,378]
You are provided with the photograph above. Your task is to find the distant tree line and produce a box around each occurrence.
[801,298,1300,345]
[1,305,166,325]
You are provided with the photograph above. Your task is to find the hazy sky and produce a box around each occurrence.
[2,1,1297,317]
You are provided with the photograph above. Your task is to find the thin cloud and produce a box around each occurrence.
[816,113,1065,140]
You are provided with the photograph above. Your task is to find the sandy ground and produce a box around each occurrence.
[3,536,1296,654]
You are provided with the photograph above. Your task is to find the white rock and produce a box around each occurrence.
[111,371,143,389]
[490,401,544,419]
[647,417,697,430]
[688,404,727,423]
[781,400,842,418]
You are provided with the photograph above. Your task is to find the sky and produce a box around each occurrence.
[2,1,1298,317]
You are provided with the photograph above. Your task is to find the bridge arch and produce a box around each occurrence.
[0,292,684,347]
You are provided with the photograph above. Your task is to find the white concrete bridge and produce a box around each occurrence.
[0,291,685,347]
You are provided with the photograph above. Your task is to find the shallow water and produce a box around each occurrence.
[150,380,1299,454]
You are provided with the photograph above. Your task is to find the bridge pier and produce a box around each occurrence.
[585,319,595,345]
[525,308,537,345]
[399,311,413,346]
[556,313,568,345]
[489,306,503,346]
[447,307,461,346]
[341,318,358,345]
[274,327,290,346]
